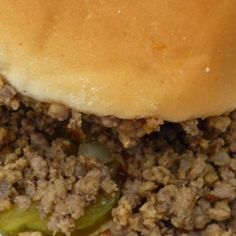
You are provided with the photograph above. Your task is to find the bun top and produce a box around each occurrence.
[0,0,235,121]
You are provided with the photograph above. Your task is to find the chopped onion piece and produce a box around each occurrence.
[79,143,111,164]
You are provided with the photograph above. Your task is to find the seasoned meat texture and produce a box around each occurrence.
[0,78,117,235]
[112,112,236,235]
[0,78,236,235]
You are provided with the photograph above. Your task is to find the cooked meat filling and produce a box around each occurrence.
[0,79,236,235]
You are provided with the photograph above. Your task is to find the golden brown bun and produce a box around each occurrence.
[0,1,235,121]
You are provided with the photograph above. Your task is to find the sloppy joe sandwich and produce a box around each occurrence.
[0,1,235,235]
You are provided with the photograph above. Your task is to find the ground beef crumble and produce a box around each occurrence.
[111,113,236,235]
[0,79,118,235]
[0,111,117,235]
[0,78,236,235]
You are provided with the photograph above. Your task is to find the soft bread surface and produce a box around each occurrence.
[0,0,235,121]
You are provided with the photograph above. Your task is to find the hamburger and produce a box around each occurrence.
[0,0,235,235]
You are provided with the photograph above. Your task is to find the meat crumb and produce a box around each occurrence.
[208,200,231,221]
[48,103,70,121]
[202,224,232,236]
[14,196,31,211]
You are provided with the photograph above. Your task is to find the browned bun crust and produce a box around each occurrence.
[0,0,235,121]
